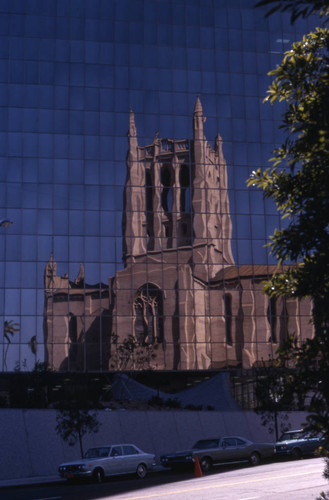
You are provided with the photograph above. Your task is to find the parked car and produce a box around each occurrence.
[275,429,324,459]
[59,444,156,483]
[160,436,275,472]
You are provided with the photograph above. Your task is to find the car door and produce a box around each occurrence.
[235,438,251,460]
[302,435,321,454]
[105,446,124,476]
[122,445,140,473]
[217,438,238,462]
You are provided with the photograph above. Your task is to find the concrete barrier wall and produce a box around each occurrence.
[0,409,310,480]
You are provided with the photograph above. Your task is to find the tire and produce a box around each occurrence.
[249,452,261,466]
[136,463,147,479]
[291,448,302,460]
[200,456,212,473]
[92,468,104,483]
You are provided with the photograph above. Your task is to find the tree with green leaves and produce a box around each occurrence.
[254,368,293,441]
[109,334,158,370]
[56,407,101,458]
[255,0,329,22]
[248,2,329,442]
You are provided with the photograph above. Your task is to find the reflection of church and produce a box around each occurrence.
[44,97,313,372]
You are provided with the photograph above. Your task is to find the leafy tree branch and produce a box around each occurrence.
[248,2,329,471]
[255,0,329,23]
[56,407,100,459]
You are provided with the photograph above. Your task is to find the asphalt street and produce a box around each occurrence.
[0,457,328,500]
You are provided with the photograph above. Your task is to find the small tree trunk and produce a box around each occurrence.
[78,430,84,458]
[274,410,279,441]
[4,343,10,371]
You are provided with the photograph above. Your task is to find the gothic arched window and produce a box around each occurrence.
[279,297,288,342]
[224,293,233,345]
[68,313,78,367]
[179,164,191,213]
[134,284,164,345]
[146,170,154,250]
[267,297,277,343]
[161,164,173,213]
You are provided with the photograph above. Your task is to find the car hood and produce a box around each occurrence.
[276,439,305,444]
[60,457,102,466]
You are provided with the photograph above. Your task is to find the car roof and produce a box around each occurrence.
[195,436,248,441]
[224,436,248,439]
[87,444,139,448]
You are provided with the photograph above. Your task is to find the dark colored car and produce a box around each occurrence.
[160,436,274,472]
[275,429,324,459]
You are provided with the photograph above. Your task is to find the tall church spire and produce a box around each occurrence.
[123,100,234,271]
[129,108,137,137]
[44,253,57,289]
[193,95,205,141]
[194,95,203,114]
[128,108,138,159]
[123,108,146,261]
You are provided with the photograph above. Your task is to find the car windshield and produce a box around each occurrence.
[84,447,110,458]
[192,439,220,449]
[278,431,305,442]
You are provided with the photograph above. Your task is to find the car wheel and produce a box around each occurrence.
[291,448,302,460]
[249,452,261,466]
[136,463,147,479]
[92,468,104,483]
[200,456,212,473]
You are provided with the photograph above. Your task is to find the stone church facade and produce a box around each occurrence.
[43,98,313,372]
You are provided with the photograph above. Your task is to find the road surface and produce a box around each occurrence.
[1,457,328,500]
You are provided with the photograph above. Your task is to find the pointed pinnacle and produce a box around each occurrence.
[129,108,137,137]
[194,95,203,114]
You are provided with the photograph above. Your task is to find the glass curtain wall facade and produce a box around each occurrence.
[0,0,315,372]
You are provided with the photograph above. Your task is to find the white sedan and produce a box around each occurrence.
[59,444,156,483]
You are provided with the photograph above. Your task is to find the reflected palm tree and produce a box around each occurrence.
[29,335,37,355]
[3,320,20,371]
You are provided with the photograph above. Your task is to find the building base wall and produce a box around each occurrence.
[0,408,310,481]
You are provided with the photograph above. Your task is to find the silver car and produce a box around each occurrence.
[161,436,275,472]
[59,444,156,482]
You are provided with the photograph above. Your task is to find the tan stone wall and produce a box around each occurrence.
[43,101,315,373]
[44,266,314,372]
[44,288,110,371]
